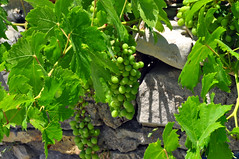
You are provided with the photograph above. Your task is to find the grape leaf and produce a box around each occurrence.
[183,0,199,5]
[24,0,54,8]
[201,73,218,102]
[0,94,33,112]
[185,0,213,24]
[175,96,232,156]
[99,0,129,42]
[197,6,209,38]
[55,0,73,21]
[144,122,179,159]
[203,54,231,93]
[162,122,180,152]
[26,6,57,36]
[144,139,167,159]
[42,121,62,158]
[215,39,239,60]
[8,75,33,95]
[0,7,8,39]
[207,128,233,159]
[179,27,226,91]
[46,104,74,122]
[229,127,239,139]
[231,1,239,19]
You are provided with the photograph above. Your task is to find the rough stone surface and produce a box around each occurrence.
[13,145,30,159]
[137,62,200,128]
[0,25,25,45]
[136,20,194,70]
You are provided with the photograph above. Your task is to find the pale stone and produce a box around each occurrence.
[13,145,30,159]
[136,20,194,70]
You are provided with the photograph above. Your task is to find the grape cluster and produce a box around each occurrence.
[70,98,100,159]
[106,40,144,120]
[177,1,239,48]
[176,5,198,36]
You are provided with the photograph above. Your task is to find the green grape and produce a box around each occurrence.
[136,71,141,79]
[94,129,100,136]
[124,59,130,65]
[120,109,127,117]
[80,122,85,129]
[91,137,98,144]
[83,127,89,135]
[130,46,136,53]
[73,130,80,136]
[121,77,129,85]
[85,116,91,122]
[179,6,190,13]
[138,61,144,68]
[85,154,92,159]
[82,138,88,144]
[87,140,93,147]
[122,71,130,77]
[221,19,228,27]
[186,20,193,28]
[191,27,197,36]
[217,16,223,24]
[76,142,84,150]
[130,69,137,76]
[230,25,235,30]
[90,6,94,13]
[117,57,124,63]
[92,154,99,159]
[125,65,132,71]
[88,123,94,130]
[125,112,134,120]
[133,62,140,69]
[123,101,134,112]
[86,148,92,154]
[79,150,86,159]
[111,109,119,117]
[117,94,125,101]
[69,121,77,127]
[92,145,100,151]
[176,12,183,19]
[123,49,128,54]
[128,49,133,55]
[177,18,185,26]
[119,85,126,94]
[111,76,119,84]
[225,35,232,42]
[128,55,135,61]
[122,43,129,49]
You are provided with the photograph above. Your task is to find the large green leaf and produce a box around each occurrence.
[99,0,129,42]
[55,0,73,21]
[203,55,231,93]
[207,128,233,159]
[26,6,57,36]
[175,96,232,157]
[24,0,54,8]
[0,7,8,39]
[201,73,218,101]
[144,139,167,159]
[179,27,226,91]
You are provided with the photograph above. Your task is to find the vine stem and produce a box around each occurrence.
[20,0,27,18]
[205,44,230,69]
[120,0,128,20]
[163,149,169,159]
[91,0,97,26]
[227,71,239,127]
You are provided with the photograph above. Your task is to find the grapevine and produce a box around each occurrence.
[0,0,171,158]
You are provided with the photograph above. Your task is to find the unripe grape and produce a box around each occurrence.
[87,140,93,147]
[88,123,94,130]
[111,109,119,117]
[120,109,127,117]
[76,142,84,150]
[138,61,144,68]
[121,77,129,85]
[80,122,85,128]
[90,6,94,13]
[85,154,91,159]
[119,85,126,94]
[69,121,77,127]
[94,129,100,136]
[125,65,132,71]
[191,28,197,36]
[74,136,81,143]
[111,76,119,84]
[176,12,183,18]
[79,150,86,158]
[130,69,137,76]
[82,138,88,144]
[122,71,130,77]
[130,46,136,53]
[122,43,129,49]
[123,49,128,54]
[92,145,100,151]
[177,18,185,26]
[230,25,235,30]
[117,57,124,63]
[92,154,99,159]
[91,137,98,144]
[125,112,134,120]
[124,59,130,65]
[128,49,133,55]
[221,19,228,27]
[225,35,232,42]
[128,55,135,61]
[117,94,124,101]
[179,6,190,12]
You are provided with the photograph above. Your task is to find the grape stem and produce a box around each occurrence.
[120,0,128,20]
[91,0,97,26]
[227,71,239,127]
[163,149,169,159]
[20,0,27,19]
